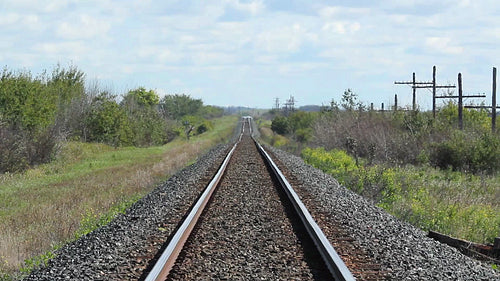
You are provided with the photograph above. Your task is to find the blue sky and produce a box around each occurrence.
[0,0,498,109]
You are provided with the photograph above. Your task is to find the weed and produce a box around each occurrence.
[74,195,141,239]
[19,251,55,275]
[301,146,499,244]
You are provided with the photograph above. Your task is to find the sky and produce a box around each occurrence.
[0,0,498,109]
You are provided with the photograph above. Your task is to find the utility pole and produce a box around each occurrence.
[412,72,416,111]
[395,66,456,117]
[446,73,485,129]
[458,73,463,130]
[283,95,296,116]
[464,67,499,133]
[432,66,436,118]
[493,67,497,133]
[394,72,430,111]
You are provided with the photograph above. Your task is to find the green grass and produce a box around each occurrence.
[0,115,238,278]
[301,147,500,245]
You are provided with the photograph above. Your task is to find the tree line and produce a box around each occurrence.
[0,65,223,173]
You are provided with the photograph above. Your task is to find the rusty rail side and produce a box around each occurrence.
[144,135,241,281]
[254,139,355,281]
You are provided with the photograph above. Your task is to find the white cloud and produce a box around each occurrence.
[226,0,265,15]
[34,41,89,60]
[0,0,498,108]
[322,21,360,34]
[425,37,464,55]
[0,13,21,25]
[318,6,370,18]
[192,51,236,66]
[137,46,183,63]
[56,15,111,40]
[254,23,315,53]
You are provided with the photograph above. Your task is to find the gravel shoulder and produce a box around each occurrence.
[267,145,499,280]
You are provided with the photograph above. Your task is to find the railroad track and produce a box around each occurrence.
[23,117,497,280]
[142,117,355,281]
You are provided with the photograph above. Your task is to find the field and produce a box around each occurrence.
[0,115,238,277]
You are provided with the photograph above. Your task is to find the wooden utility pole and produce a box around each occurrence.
[467,67,499,133]
[394,94,398,111]
[412,72,416,111]
[394,72,430,111]
[432,66,437,118]
[435,73,484,129]
[458,73,463,130]
[493,67,497,133]
[395,66,455,115]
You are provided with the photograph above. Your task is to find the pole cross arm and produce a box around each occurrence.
[464,105,500,109]
[412,85,456,89]
[435,94,486,99]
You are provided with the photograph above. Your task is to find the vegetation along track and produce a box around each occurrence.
[142,118,371,280]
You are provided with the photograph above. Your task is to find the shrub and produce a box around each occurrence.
[301,147,358,186]
[160,94,203,120]
[431,131,500,173]
[85,93,133,146]
[271,115,289,135]
[0,125,61,173]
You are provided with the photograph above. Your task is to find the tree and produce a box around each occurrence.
[271,115,289,135]
[86,92,133,146]
[122,87,159,107]
[48,64,85,106]
[0,69,57,132]
[288,111,315,133]
[160,94,203,120]
[120,88,170,146]
[341,88,362,111]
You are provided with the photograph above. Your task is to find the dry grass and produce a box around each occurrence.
[0,116,238,275]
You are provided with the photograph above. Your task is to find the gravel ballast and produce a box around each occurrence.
[22,119,499,280]
[23,143,232,281]
[267,145,499,280]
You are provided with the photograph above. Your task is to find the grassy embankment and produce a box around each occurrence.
[0,115,238,277]
[258,119,499,246]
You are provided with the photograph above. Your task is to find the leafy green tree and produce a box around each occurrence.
[198,105,224,118]
[86,92,133,146]
[271,115,289,135]
[288,111,315,133]
[160,94,203,120]
[121,88,170,146]
[48,64,85,106]
[128,107,168,146]
[0,69,57,132]
[122,87,159,107]
[180,115,208,139]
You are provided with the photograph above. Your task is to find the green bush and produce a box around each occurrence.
[431,130,500,173]
[301,147,358,186]
[160,94,203,120]
[271,115,289,135]
[85,93,133,146]
[301,147,499,244]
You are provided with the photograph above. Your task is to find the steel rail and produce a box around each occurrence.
[254,139,355,281]
[145,117,354,280]
[144,133,242,281]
